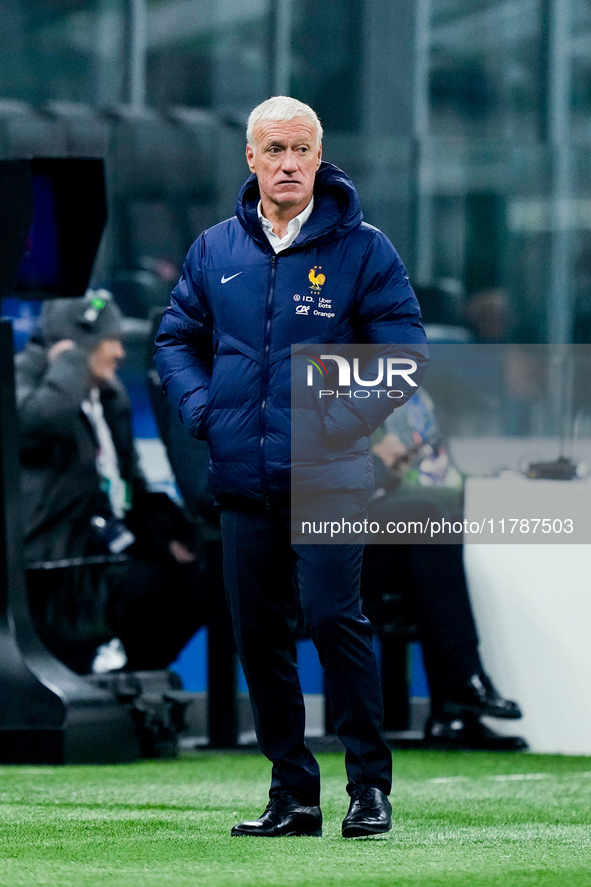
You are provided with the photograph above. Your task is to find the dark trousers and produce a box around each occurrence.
[107,556,208,671]
[27,555,208,675]
[220,503,392,806]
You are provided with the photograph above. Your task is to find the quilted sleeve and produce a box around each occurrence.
[154,235,215,440]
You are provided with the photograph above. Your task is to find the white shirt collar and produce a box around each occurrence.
[257,197,315,253]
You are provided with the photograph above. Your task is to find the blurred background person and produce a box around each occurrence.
[464,286,514,344]
[362,389,526,750]
[16,290,208,674]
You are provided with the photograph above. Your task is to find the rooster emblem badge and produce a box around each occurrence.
[308,266,326,293]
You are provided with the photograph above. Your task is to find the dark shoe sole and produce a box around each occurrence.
[231,827,322,837]
[342,823,392,839]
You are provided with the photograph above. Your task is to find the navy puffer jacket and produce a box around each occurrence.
[155,162,427,503]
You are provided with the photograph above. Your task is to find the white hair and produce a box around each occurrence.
[246,96,323,146]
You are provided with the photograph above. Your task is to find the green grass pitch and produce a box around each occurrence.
[0,750,590,886]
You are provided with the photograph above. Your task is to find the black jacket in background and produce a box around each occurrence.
[15,340,194,565]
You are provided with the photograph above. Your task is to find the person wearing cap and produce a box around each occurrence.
[15,290,207,673]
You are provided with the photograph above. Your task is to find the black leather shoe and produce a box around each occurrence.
[342,786,392,838]
[231,792,322,837]
[443,673,522,720]
[424,714,528,751]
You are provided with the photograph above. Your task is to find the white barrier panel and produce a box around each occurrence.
[464,477,591,754]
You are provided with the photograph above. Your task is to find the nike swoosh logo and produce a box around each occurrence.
[221,272,243,284]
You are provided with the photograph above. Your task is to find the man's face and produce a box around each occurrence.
[88,338,125,384]
[246,116,322,215]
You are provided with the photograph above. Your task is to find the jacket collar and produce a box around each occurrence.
[235,162,363,251]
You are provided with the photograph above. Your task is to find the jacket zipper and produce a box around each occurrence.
[259,253,276,504]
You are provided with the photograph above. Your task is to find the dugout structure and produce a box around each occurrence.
[0,158,141,763]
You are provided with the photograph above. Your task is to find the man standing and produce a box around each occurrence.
[155,96,426,838]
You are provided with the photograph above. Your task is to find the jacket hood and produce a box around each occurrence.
[235,161,363,249]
